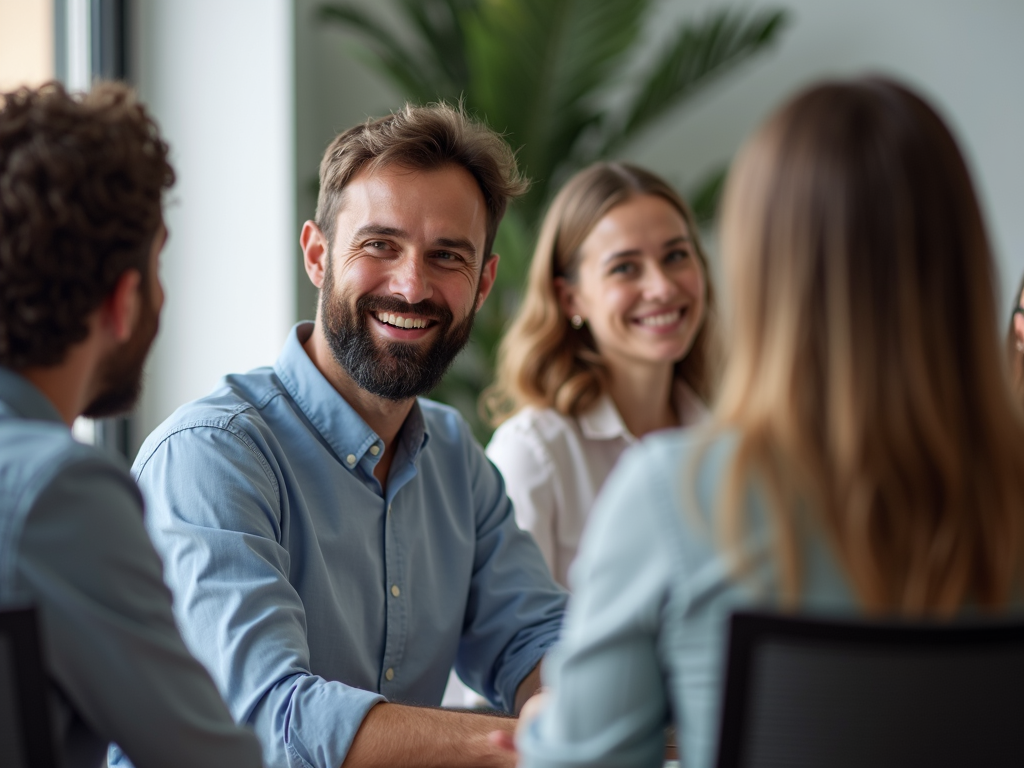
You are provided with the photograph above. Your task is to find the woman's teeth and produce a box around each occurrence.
[637,310,681,327]
[376,312,428,329]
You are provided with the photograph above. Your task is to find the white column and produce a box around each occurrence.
[131,0,296,453]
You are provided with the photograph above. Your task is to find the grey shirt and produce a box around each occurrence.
[0,367,262,768]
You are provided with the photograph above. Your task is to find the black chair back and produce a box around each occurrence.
[0,606,56,768]
[715,610,1024,768]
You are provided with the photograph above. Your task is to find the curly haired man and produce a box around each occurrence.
[0,82,263,768]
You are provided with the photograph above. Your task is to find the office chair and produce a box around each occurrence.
[715,610,1024,768]
[0,606,56,768]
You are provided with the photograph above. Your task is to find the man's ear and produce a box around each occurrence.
[475,253,500,311]
[301,220,329,289]
[553,276,579,320]
[101,269,143,343]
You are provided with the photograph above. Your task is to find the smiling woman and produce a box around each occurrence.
[482,162,718,587]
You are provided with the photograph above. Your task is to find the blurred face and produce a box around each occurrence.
[83,225,166,418]
[1015,287,1024,349]
[558,194,706,374]
[318,164,496,400]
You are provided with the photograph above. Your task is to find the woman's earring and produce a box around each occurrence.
[571,314,584,330]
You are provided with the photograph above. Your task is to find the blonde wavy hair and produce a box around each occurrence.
[484,162,717,426]
[713,77,1024,616]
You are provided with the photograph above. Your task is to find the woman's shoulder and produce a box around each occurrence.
[592,426,740,538]
[630,424,737,478]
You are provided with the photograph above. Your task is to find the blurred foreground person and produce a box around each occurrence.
[0,83,262,768]
[484,162,716,588]
[516,77,1024,768]
[1008,272,1024,404]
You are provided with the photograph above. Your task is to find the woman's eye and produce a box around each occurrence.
[609,262,636,276]
[665,248,691,263]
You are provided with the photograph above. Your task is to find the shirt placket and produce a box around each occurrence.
[380,494,407,693]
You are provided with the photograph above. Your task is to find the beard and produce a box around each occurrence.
[82,287,160,419]
[320,264,476,402]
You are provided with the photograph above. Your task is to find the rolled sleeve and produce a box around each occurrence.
[455,436,568,711]
[132,423,383,768]
[15,454,263,768]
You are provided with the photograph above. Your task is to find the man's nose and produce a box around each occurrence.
[388,252,433,305]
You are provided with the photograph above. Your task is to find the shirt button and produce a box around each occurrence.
[385,668,395,681]
[370,444,380,456]
[391,584,400,597]
[346,454,356,465]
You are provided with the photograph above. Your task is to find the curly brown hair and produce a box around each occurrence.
[0,80,174,369]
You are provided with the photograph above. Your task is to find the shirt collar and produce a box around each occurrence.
[577,392,632,442]
[273,323,429,470]
[0,366,66,424]
[577,380,709,442]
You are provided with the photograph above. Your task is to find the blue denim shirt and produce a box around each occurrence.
[121,323,567,768]
[517,429,858,768]
[0,368,262,768]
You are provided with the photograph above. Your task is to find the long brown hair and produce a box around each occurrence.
[484,162,717,426]
[713,78,1024,615]
[1006,271,1024,403]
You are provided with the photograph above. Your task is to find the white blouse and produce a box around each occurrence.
[486,382,707,588]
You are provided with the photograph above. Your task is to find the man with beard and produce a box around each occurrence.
[0,83,264,768]
[125,104,568,768]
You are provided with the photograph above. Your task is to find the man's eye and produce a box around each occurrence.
[434,251,462,263]
[367,241,388,250]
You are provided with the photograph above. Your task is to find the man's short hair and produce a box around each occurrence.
[0,81,174,370]
[315,102,528,262]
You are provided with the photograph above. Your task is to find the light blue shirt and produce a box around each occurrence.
[122,323,567,768]
[0,367,263,768]
[518,428,866,768]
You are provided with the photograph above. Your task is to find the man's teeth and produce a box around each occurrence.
[638,310,681,327]
[376,312,428,329]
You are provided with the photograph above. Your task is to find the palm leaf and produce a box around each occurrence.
[319,2,458,104]
[394,0,477,98]
[688,165,729,226]
[465,0,650,219]
[598,7,789,158]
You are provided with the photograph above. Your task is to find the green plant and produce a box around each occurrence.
[319,0,788,441]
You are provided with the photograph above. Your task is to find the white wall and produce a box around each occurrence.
[131,0,296,452]
[626,0,1024,309]
[0,0,53,90]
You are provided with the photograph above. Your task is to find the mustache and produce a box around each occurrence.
[356,294,453,324]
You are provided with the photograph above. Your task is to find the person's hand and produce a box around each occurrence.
[488,691,549,754]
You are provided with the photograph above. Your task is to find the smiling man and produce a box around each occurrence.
[121,104,567,768]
